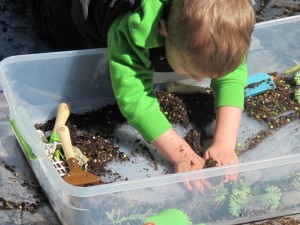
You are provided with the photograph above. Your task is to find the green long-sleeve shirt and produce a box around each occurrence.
[107,0,247,143]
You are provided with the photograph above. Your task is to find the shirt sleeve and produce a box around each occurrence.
[107,21,172,143]
[210,61,248,110]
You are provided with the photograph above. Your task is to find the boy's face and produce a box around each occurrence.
[159,21,216,82]
[165,38,205,82]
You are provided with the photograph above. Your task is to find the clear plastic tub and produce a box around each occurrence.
[0,15,300,225]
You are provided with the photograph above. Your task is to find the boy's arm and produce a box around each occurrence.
[203,106,241,178]
[207,61,247,180]
[213,106,242,152]
[210,61,247,110]
[108,23,171,143]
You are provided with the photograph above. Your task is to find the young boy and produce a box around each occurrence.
[26,0,255,191]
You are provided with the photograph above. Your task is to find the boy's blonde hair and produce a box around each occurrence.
[167,0,255,77]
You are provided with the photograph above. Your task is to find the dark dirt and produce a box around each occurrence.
[245,72,299,130]
[254,0,300,22]
[184,128,202,156]
[239,72,300,155]
[36,104,128,181]
[0,197,39,213]
[250,216,300,225]
[0,0,50,61]
[0,160,47,214]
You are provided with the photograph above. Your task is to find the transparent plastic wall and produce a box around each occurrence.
[53,155,300,225]
[247,16,300,75]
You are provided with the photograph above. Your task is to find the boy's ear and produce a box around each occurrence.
[159,20,168,37]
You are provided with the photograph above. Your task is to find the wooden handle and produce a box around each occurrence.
[166,81,207,94]
[56,125,75,160]
[53,102,70,132]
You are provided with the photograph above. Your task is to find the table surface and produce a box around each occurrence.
[0,0,300,224]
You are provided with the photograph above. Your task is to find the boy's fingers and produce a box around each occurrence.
[191,180,205,193]
[183,181,193,191]
[192,178,212,192]
[203,151,209,159]
[223,162,239,182]
[183,178,212,192]
[201,179,212,189]
[224,173,236,183]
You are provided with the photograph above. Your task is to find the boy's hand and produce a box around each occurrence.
[173,150,212,192]
[153,128,211,192]
[204,145,238,182]
[206,106,242,182]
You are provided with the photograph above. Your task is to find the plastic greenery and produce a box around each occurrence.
[295,89,300,104]
[284,65,300,75]
[53,149,66,162]
[229,184,282,217]
[294,71,300,86]
[106,208,153,225]
[232,180,251,200]
[264,185,282,209]
[229,195,243,217]
[294,72,300,104]
[292,176,300,190]
[212,184,229,203]
[229,180,251,217]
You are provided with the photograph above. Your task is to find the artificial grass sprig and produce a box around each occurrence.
[213,184,229,203]
[294,71,300,86]
[292,176,300,191]
[293,72,300,104]
[294,89,300,104]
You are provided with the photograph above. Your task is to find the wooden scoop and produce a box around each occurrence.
[49,102,70,143]
[57,125,100,186]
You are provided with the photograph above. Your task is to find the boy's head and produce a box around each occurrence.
[159,0,255,80]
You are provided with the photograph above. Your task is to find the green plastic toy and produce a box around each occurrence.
[49,132,60,144]
[143,209,205,225]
